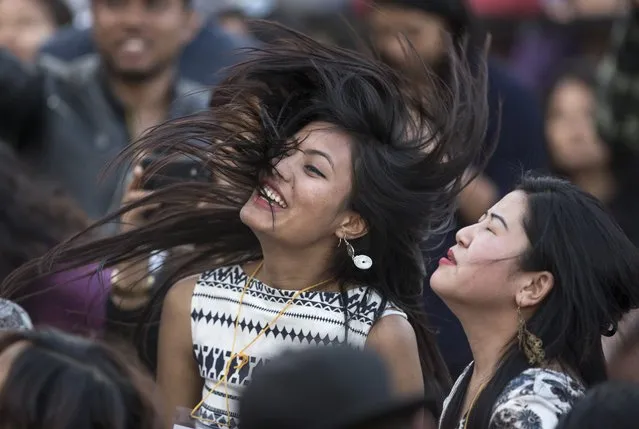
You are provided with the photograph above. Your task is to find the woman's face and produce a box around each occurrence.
[546,78,609,172]
[240,122,362,248]
[0,0,57,63]
[367,5,448,71]
[430,191,532,309]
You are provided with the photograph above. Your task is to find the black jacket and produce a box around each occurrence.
[0,50,209,220]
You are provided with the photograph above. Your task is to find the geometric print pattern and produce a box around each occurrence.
[191,264,406,429]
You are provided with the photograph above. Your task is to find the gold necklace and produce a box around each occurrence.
[462,382,486,429]
[190,261,334,427]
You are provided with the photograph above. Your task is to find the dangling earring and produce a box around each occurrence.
[339,237,373,270]
[517,305,545,366]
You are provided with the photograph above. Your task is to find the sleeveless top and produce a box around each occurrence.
[440,363,585,429]
[191,265,407,429]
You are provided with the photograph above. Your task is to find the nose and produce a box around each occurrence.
[271,150,297,183]
[455,224,473,248]
[118,3,148,28]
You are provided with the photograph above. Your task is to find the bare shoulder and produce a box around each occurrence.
[366,315,423,394]
[163,275,199,318]
[367,314,418,351]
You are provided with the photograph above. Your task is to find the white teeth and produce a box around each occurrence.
[260,185,287,208]
[121,38,145,54]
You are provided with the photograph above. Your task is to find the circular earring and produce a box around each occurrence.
[341,237,373,270]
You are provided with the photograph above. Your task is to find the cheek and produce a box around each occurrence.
[295,181,346,219]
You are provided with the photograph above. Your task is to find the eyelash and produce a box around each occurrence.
[304,165,326,178]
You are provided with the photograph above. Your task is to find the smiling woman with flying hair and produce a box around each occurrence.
[2,23,490,428]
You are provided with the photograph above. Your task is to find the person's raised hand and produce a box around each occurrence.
[120,165,158,233]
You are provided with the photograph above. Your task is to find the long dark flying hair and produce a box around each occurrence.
[0,328,161,429]
[2,23,491,406]
[440,175,639,429]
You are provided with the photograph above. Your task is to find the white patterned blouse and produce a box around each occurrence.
[190,264,406,429]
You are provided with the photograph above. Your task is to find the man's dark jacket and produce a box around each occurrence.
[0,50,209,220]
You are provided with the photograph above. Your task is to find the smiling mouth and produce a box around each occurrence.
[258,183,288,208]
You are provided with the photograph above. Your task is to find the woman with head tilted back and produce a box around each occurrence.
[2,24,490,429]
[433,175,639,429]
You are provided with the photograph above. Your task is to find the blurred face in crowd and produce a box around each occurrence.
[431,191,545,312]
[368,5,448,73]
[546,78,610,172]
[0,0,57,62]
[92,0,197,82]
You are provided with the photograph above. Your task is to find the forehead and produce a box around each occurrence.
[369,5,440,27]
[294,122,353,166]
[550,79,593,106]
[489,191,527,225]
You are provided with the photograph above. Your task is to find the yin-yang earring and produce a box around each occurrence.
[340,237,373,270]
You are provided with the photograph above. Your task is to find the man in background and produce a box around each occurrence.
[0,0,208,220]
[39,0,255,85]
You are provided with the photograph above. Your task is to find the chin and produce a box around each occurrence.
[239,201,278,234]
[429,268,455,298]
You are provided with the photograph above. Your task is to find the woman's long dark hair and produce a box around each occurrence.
[2,23,491,406]
[0,328,161,429]
[440,175,639,429]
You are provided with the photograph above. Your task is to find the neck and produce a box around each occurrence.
[458,308,518,381]
[254,239,337,291]
[107,66,175,113]
[570,167,616,203]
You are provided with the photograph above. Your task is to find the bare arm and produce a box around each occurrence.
[157,276,203,429]
[366,315,424,395]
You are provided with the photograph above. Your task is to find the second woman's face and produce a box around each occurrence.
[430,191,531,309]
[239,122,356,247]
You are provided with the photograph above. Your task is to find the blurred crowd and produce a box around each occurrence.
[0,0,639,429]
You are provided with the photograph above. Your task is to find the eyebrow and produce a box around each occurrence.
[490,212,509,231]
[303,149,334,170]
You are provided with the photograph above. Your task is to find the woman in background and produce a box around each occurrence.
[545,61,639,246]
[434,176,639,429]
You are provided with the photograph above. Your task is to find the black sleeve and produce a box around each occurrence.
[0,49,45,148]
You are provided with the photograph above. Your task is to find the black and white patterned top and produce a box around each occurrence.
[191,265,406,429]
[440,364,585,429]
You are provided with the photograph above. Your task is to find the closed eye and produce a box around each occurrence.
[304,165,326,178]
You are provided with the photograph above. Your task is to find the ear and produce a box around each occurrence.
[335,211,369,241]
[181,9,200,45]
[517,271,554,308]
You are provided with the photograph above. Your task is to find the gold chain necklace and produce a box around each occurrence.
[462,382,487,429]
[190,261,334,427]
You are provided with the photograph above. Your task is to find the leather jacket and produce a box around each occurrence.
[0,49,209,220]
